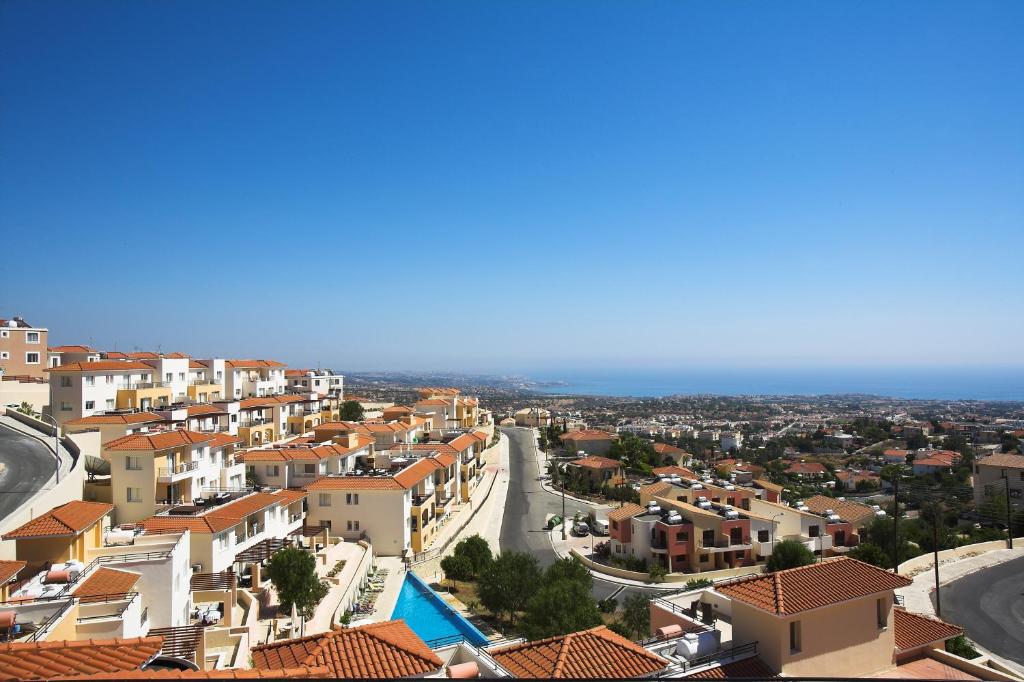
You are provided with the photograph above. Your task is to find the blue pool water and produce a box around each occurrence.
[390,572,489,647]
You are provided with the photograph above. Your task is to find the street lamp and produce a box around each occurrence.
[36,411,62,485]
[770,512,783,550]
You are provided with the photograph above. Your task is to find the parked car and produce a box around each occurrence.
[572,521,590,537]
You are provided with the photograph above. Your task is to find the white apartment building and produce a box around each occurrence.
[286,368,344,397]
[721,431,743,452]
[239,434,375,489]
[218,359,287,399]
[47,361,169,425]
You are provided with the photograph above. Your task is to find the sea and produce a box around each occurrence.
[527,367,1024,401]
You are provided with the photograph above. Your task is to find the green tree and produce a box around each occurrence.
[441,554,474,588]
[477,552,541,626]
[339,400,364,421]
[648,562,668,583]
[452,534,492,578]
[543,557,592,588]
[862,515,920,568]
[766,539,816,572]
[847,542,889,568]
[266,546,329,619]
[621,593,651,640]
[521,577,601,640]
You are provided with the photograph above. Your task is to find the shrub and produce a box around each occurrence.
[946,635,980,659]
[766,539,816,572]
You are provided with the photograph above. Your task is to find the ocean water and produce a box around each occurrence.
[528,367,1024,401]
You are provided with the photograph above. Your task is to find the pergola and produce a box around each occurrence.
[149,624,203,661]
[190,570,237,592]
[232,538,292,565]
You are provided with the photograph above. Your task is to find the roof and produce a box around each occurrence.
[304,477,406,491]
[251,620,442,678]
[72,567,141,603]
[977,453,1024,469]
[560,429,615,441]
[47,345,96,353]
[393,457,443,487]
[185,405,224,417]
[569,456,621,470]
[64,412,163,426]
[49,667,332,680]
[753,479,784,493]
[683,656,778,679]
[652,465,697,478]
[224,359,286,369]
[138,490,306,534]
[3,501,113,540]
[607,503,645,522]
[207,432,242,448]
[0,560,27,585]
[715,557,912,615]
[0,317,36,329]
[893,608,963,651]
[45,361,154,373]
[104,430,213,452]
[487,625,668,679]
[653,442,687,454]
[802,494,879,528]
[446,433,479,452]
[0,637,163,680]
[236,441,368,463]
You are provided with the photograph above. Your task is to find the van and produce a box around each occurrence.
[592,519,609,536]
[573,522,590,537]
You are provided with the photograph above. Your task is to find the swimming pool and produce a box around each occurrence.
[390,571,489,647]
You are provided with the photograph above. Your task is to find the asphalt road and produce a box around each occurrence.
[498,426,677,603]
[940,554,1024,665]
[0,423,58,520]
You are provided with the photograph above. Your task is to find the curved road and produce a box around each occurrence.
[941,555,1024,666]
[0,423,58,520]
[498,427,675,603]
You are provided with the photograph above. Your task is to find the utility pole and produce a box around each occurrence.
[932,510,941,617]
[1005,477,1014,550]
[892,472,900,572]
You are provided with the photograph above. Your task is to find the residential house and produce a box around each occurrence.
[47,361,168,426]
[2,501,113,570]
[46,344,101,368]
[0,317,47,379]
[286,368,344,397]
[973,453,1024,508]
[911,449,960,476]
[514,407,551,428]
[565,456,625,489]
[653,442,690,466]
[801,494,886,540]
[216,359,287,399]
[560,429,617,456]
[63,411,165,445]
[238,434,375,489]
[785,461,828,478]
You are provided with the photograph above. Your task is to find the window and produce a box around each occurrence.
[178,372,185,381]
[789,621,801,653]
[758,529,770,542]
[60,376,72,387]
[304,463,316,474]
[126,456,142,471]
[0,352,8,360]
[105,399,115,409]
[266,465,280,476]
[85,376,95,386]
[60,401,72,411]
[877,598,887,629]
[105,375,114,384]
[677,530,689,541]
[127,487,142,503]
[346,520,360,531]
[165,373,173,382]
[808,525,820,538]
[321,519,332,529]
[26,332,39,344]
[346,493,359,505]
[25,352,40,364]
[0,330,7,338]
[319,493,331,506]
[85,400,95,410]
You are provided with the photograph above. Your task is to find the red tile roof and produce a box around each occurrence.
[3,501,113,540]
[138,490,305,534]
[560,430,616,442]
[0,637,163,680]
[104,430,213,451]
[488,625,668,679]
[606,503,645,522]
[72,567,141,603]
[802,495,879,528]
[47,345,97,353]
[893,608,963,651]
[652,465,698,478]
[977,453,1024,469]
[569,456,621,470]
[251,620,442,678]
[64,412,163,426]
[653,443,688,455]
[208,432,242,448]
[50,667,332,679]
[393,457,443,487]
[224,359,286,369]
[45,361,154,373]
[715,557,912,615]
[683,656,778,678]
[304,477,406,491]
[446,433,479,452]
[0,560,27,586]
[185,405,224,417]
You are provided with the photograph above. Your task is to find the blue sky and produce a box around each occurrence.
[2,1,1022,373]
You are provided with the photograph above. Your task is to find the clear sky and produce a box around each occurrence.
[2,1,1022,373]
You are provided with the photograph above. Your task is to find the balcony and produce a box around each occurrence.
[158,461,200,481]
[121,381,170,390]
[411,494,432,508]
[697,537,752,553]
[189,378,219,386]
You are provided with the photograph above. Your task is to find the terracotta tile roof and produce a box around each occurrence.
[305,477,406,491]
[139,490,305,534]
[0,636,163,680]
[64,412,163,426]
[51,666,332,679]
[188,360,207,369]
[208,432,242,448]
[3,501,113,540]
[640,481,673,499]
[393,457,443,487]
[802,495,879,528]
[105,430,213,451]
[607,503,645,522]
[560,429,616,442]
[977,453,1024,469]
[569,456,621,470]
[470,429,490,442]
[487,625,667,679]
[0,560,27,585]
[45,361,154,373]
[47,345,97,353]
[446,433,478,452]
[237,441,369,463]
[185,405,224,417]
[415,399,451,406]
[753,479,784,493]
[683,655,778,678]
[883,449,910,458]
[387,443,459,457]
[224,359,286,369]
[73,567,141,603]
[653,443,687,454]
[715,557,912,615]
[893,608,963,651]
[251,620,442,678]
[652,465,697,478]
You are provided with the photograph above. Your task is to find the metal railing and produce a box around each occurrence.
[158,461,200,477]
[673,641,759,675]
[118,381,169,390]
[25,599,75,642]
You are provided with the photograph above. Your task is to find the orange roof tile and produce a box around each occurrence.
[46,361,154,373]
[560,429,616,442]
[251,620,442,678]
[785,462,828,475]
[977,453,1024,469]
[652,465,697,478]
[607,503,645,522]
[393,458,443,487]
[0,560,27,585]
[47,345,97,353]
[653,442,687,454]
[185,405,224,417]
[208,432,242,448]
[893,608,963,651]
[105,430,213,452]
[73,567,141,603]
[64,412,163,426]
[716,557,912,615]
[753,479,784,493]
[683,656,777,678]
[487,625,667,679]
[50,666,332,679]
[0,636,163,680]
[304,477,406,491]
[802,495,878,528]
[138,490,305,534]
[224,359,286,369]
[3,501,113,540]
[569,456,621,470]
[447,433,478,452]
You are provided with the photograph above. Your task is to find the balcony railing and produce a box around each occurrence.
[118,381,169,390]
[411,494,432,507]
[158,461,200,478]
[190,378,219,386]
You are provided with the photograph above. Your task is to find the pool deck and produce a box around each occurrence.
[353,556,406,626]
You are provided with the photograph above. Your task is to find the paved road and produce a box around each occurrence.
[941,554,1024,665]
[499,427,676,603]
[0,423,57,520]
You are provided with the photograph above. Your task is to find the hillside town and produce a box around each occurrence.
[0,316,1022,680]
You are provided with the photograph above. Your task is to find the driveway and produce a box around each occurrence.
[499,427,679,603]
[0,423,57,520]
[941,554,1024,665]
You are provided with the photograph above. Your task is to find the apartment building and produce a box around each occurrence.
[514,407,551,428]
[47,361,169,425]
[286,368,344,396]
[304,450,459,556]
[62,411,164,445]
[560,429,617,456]
[313,417,427,449]
[973,452,1024,507]
[238,433,375,489]
[2,501,113,570]
[414,387,486,433]
[187,359,224,403]
[102,429,245,523]
[0,317,48,379]
[47,344,101,368]
[138,488,307,573]
[801,494,886,540]
[217,359,287,399]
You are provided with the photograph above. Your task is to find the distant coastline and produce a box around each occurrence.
[526,367,1024,401]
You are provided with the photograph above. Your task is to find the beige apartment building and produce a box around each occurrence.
[0,317,48,379]
[973,453,1024,508]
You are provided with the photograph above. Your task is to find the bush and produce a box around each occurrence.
[766,539,816,572]
[441,554,475,584]
[683,578,713,591]
[648,563,668,583]
[598,597,618,614]
[452,534,492,578]
[610,555,647,572]
[946,635,980,659]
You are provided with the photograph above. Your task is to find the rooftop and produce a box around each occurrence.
[893,608,963,652]
[0,636,163,680]
[3,501,113,540]
[104,430,213,452]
